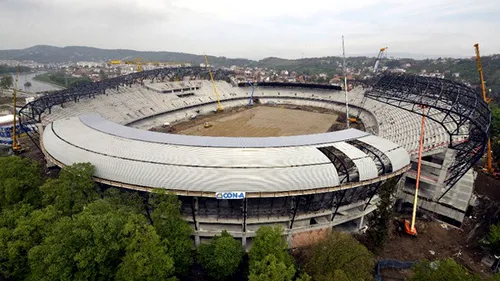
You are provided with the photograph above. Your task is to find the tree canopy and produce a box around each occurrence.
[40,162,99,216]
[249,254,295,281]
[0,156,43,209]
[302,231,374,281]
[0,75,13,89]
[198,230,245,280]
[486,224,500,256]
[366,177,399,251]
[249,225,293,269]
[150,191,193,276]
[248,226,296,281]
[408,258,481,281]
[0,157,191,281]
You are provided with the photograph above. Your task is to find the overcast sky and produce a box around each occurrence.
[0,0,498,59]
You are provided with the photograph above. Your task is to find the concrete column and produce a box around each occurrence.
[358,215,365,230]
[435,149,455,200]
[193,197,200,231]
[287,197,296,247]
[242,198,247,234]
[241,235,247,248]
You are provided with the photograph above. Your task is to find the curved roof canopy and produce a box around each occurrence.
[42,114,410,195]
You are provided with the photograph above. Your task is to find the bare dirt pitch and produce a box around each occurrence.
[169,105,342,137]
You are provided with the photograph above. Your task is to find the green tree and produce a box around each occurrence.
[197,230,245,280]
[102,188,146,215]
[491,104,500,139]
[248,254,295,281]
[99,69,108,81]
[116,215,177,281]
[0,156,43,209]
[28,200,131,281]
[295,273,312,281]
[150,191,193,276]
[365,177,399,251]
[302,231,374,281]
[408,258,480,281]
[0,203,33,229]
[0,75,13,89]
[249,226,293,269]
[24,81,32,91]
[40,162,99,216]
[0,206,59,280]
[487,224,500,255]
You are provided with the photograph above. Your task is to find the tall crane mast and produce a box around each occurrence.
[474,43,494,175]
[12,66,22,153]
[342,36,350,128]
[349,47,388,125]
[204,54,223,112]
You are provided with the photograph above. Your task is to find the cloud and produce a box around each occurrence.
[0,0,499,59]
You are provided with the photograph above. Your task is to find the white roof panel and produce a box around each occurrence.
[80,113,370,148]
[42,113,409,194]
[43,123,340,192]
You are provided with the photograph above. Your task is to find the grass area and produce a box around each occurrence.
[32,72,66,88]
[33,72,92,88]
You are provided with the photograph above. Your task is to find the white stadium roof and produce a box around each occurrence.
[42,114,410,196]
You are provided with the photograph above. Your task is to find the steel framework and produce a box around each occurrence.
[178,180,384,229]
[364,73,491,199]
[19,68,488,203]
[18,67,232,148]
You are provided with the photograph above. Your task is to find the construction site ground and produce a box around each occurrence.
[357,171,500,280]
[156,104,363,137]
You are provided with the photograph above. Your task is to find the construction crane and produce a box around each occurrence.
[373,47,388,73]
[12,66,23,154]
[204,54,223,112]
[342,35,350,129]
[107,59,143,72]
[474,43,495,176]
[403,105,428,236]
[349,47,388,124]
[124,58,143,72]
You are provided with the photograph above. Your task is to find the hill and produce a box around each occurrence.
[1,45,499,98]
[0,45,254,67]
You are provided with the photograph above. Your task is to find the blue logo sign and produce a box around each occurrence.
[215,192,246,200]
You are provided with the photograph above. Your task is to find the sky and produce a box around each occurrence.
[0,0,499,59]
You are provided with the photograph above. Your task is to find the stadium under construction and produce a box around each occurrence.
[17,66,490,247]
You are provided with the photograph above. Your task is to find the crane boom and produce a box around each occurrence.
[204,54,223,112]
[474,43,494,175]
[373,47,388,73]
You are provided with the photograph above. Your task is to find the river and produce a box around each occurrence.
[15,71,64,93]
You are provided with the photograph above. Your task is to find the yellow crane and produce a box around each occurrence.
[204,54,223,112]
[124,58,143,72]
[474,43,495,176]
[12,66,23,153]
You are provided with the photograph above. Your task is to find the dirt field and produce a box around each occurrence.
[163,105,346,137]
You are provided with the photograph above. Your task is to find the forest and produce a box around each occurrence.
[2,156,500,281]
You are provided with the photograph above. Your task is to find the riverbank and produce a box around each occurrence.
[32,73,67,89]
[33,72,91,89]
[8,71,64,93]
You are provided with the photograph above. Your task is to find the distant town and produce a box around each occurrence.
[0,56,478,88]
